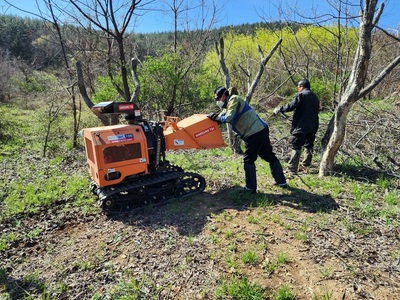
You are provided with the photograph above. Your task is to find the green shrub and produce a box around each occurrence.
[309,78,333,110]
[18,71,58,93]
[92,76,125,103]
[215,276,267,299]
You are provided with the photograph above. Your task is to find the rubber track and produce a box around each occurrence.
[94,171,206,213]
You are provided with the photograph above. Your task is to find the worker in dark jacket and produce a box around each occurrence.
[208,86,287,193]
[273,79,320,174]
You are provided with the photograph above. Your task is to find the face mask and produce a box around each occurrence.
[217,100,225,109]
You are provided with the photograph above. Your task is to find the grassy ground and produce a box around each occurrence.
[0,98,399,299]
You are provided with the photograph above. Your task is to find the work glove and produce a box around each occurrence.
[273,107,281,115]
[207,112,219,121]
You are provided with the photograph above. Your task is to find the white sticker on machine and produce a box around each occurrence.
[174,139,184,146]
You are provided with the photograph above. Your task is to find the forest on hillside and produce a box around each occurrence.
[0,14,294,109]
[1,6,399,109]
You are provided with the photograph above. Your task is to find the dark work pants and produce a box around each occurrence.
[291,132,316,151]
[242,126,284,190]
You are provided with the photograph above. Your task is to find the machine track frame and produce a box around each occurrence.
[90,170,206,213]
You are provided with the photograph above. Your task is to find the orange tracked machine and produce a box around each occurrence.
[83,102,225,209]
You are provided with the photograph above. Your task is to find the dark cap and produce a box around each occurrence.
[214,86,227,98]
[298,79,310,89]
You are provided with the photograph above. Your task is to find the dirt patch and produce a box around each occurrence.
[1,187,399,299]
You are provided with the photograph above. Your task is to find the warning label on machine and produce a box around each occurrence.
[117,103,135,111]
[194,126,216,138]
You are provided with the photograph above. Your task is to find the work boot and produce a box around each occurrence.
[288,150,301,175]
[302,148,313,167]
[244,163,257,192]
[269,160,287,187]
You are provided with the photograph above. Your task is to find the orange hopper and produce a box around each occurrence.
[163,114,226,150]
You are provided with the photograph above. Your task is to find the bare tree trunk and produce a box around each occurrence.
[215,38,230,89]
[245,40,282,103]
[47,0,81,147]
[130,57,140,103]
[318,0,400,176]
[319,102,352,174]
[76,61,109,125]
[214,38,238,151]
[215,37,282,153]
[68,0,138,103]
[43,102,63,158]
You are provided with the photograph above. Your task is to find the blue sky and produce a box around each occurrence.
[1,0,399,33]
